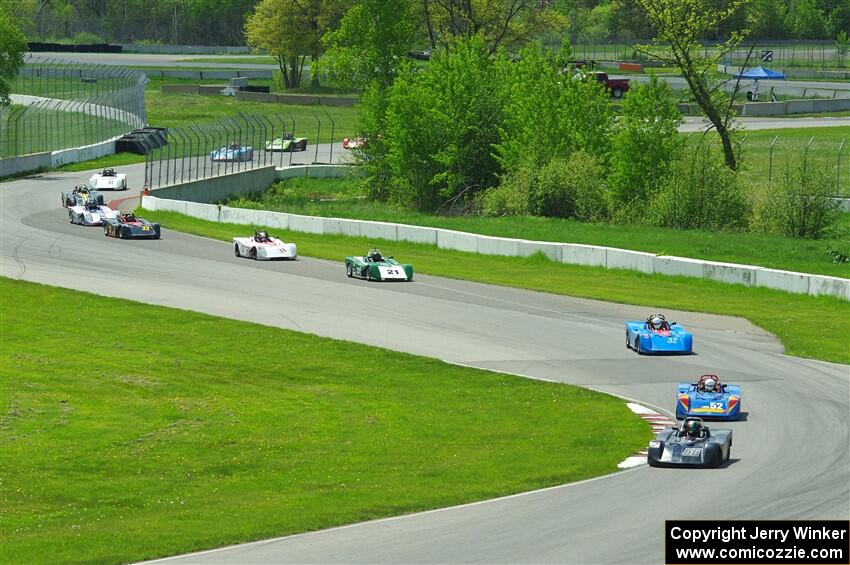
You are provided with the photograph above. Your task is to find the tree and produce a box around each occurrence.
[0,7,27,107]
[421,0,567,54]
[245,0,343,90]
[316,0,418,91]
[634,0,752,171]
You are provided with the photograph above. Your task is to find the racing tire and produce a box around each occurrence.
[626,331,631,349]
[249,248,257,260]
[709,447,723,468]
[346,264,353,278]
[634,337,642,355]
[234,244,241,258]
[69,212,74,224]
[612,88,624,99]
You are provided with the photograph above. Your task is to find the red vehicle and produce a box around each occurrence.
[589,72,630,98]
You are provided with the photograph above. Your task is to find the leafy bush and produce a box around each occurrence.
[647,147,750,231]
[608,76,682,214]
[379,36,504,212]
[494,41,614,176]
[482,151,607,220]
[760,161,841,239]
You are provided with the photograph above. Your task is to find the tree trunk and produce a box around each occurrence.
[288,56,300,90]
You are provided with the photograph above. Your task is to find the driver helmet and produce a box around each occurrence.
[685,420,702,437]
[85,200,100,210]
[703,378,717,392]
[255,231,268,242]
[650,316,664,330]
[122,212,135,221]
[368,249,383,262]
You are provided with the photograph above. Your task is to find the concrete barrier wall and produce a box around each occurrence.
[0,152,52,178]
[144,69,273,80]
[152,166,277,202]
[140,167,850,301]
[123,44,254,54]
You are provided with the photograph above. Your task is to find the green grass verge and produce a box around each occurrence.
[225,176,850,278]
[139,209,850,365]
[0,277,649,564]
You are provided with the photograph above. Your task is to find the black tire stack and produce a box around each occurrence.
[116,127,168,155]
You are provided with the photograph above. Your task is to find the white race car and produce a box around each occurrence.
[233,231,297,260]
[69,200,119,226]
[89,168,127,190]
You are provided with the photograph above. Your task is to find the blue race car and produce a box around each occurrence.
[676,374,741,420]
[211,143,253,162]
[625,313,693,354]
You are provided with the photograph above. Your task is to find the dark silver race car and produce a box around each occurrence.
[647,417,732,468]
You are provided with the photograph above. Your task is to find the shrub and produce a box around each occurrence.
[760,160,841,239]
[608,76,682,214]
[482,151,607,220]
[647,147,750,231]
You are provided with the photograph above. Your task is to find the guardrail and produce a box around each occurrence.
[140,165,850,302]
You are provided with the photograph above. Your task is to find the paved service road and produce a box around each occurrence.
[1,166,847,564]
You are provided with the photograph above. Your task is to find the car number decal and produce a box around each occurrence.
[667,337,678,343]
[682,448,702,456]
[709,402,724,409]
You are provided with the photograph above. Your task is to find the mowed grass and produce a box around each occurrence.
[0,277,649,564]
[140,209,850,365]
[225,176,850,278]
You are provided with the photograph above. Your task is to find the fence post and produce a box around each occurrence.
[803,136,815,181]
[768,135,778,183]
[324,110,335,165]
[287,113,296,167]
[311,110,321,164]
[838,138,847,194]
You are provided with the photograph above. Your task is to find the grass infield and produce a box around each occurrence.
[0,277,649,564]
[139,209,850,365]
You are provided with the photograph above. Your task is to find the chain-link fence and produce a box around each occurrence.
[570,41,848,69]
[684,132,849,196]
[0,56,147,158]
[145,112,343,189]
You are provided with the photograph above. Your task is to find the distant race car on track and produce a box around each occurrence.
[89,168,127,190]
[647,417,732,468]
[103,211,161,239]
[265,133,307,152]
[69,200,118,226]
[233,231,297,260]
[625,313,693,354]
[61,184,104,208]
[677,374,742,420]
[342,136,367,150]
[345,249,413,281]
[211,143,253,162]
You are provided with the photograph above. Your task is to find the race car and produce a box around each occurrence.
[61,184,104,208]
[103,211,161,239]
[676,374,742,420]
[345,249,413,281]
[211,143,253,162]
[625,313,693,354]
[69,200,118,226]
[647,417,732,468]
[265,133,307,152]
[342,136,367,150]
[233,231,297,260]
[89,168,127,190]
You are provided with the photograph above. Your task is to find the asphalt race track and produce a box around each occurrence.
[2,165,848,564]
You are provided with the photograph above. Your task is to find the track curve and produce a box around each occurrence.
[1,165,847,564]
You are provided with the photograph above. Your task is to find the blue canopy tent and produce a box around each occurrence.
[733,66,786,80]
[733,66,785,101]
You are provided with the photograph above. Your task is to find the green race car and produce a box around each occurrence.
[265,133,308,152]
[345,249,413,281]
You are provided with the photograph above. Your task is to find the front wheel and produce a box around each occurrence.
[346,264,353,278]
[234,244,241,257]
[612,88,624,98]
[634,338,642,355]
[249,248,257,260]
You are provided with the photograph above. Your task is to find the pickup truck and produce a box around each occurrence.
[589,72,630,98]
